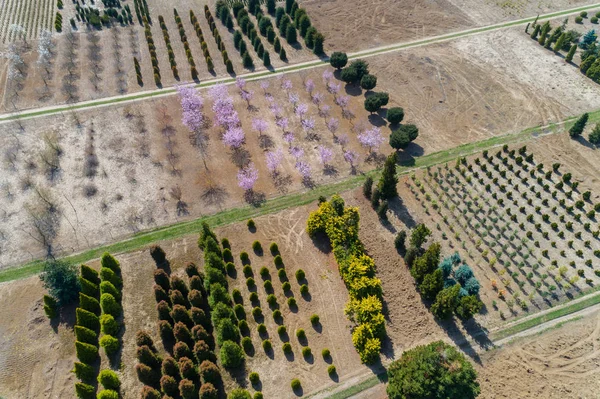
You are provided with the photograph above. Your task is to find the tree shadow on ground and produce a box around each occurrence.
[395,144,425,167]
[258,134,275,149]
[368,113,387,128]
[344,83,362,97]
[576,135,595,150]
[273,173,293,193]
[201,185,229,208]
[310,231,332,254]
[387,196,418,229]
[245,190,266,207]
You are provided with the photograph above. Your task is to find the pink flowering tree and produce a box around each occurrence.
[337,133,349,148]
[344,149,359,172]
[304,79,315,94]
[289,146,304,160]
[357,127,384,154]
[320,104,331,118]
[301,118,316,138]
[240,89,254,108]
[269,102,283,120]
[236,77,246,91]
[283,132,295,147]
[238,162,259,194]
[326,117,339,136]
[222,127,245,149]
[322,70,333,83]
[210,84,240,131]
[295,161,312,185]
[295,103,308,121]
[311,92,324,107]
[260,80,270,94]
[265,148,284,176]
[177,85,204,133]
[327,82,341,96]
[318,145,334,171]
[281,78,293,91]
[335,95,349,109]
[276,117,289,133]
[288,92,300,108]
[252,118,268,137]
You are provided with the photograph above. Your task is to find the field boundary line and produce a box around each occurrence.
[2,3,600,122]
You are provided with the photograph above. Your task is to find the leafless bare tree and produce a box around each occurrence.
[157,104,181,176]
[62,28,80,102]
[169,185,189,216]
[39,132,63,182]
[112,27,127,94]
[24,186,61,257]
[87,31,103,92]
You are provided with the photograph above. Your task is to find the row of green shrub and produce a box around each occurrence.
[307,195,385,364]
[143,17,161,86]
[190,10,219,73]
[282,0,324,54]
[158,15,179,79]
[141,242,225,398]
[205,5,235,73]
[75,253,123,398]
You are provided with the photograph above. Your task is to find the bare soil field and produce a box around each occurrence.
[303,0,599,52]
[477,310,600,398]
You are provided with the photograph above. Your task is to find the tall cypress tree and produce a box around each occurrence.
[377,153,398,200]
[569,113,589,138]
[566,44,577,62]
[530,24,541,40]
[553,32,566,52]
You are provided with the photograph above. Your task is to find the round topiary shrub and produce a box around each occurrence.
[302,346,312,357]
[98,369,120,390]
[322,348,331,359]
[200,383,218,399]
[287,297,297,308]
[100,314,119,336]
[300,284,309,295]
[188,290,203,308]
[179,378,196,399]
[97,390,119,399]
[260,266,270,278]
[246,277,256,289]
[160,375,179,397]
[180,357,198,380]
[274,255,283,268]
[226,262,236,275]
[199,360,221,385]
[270,242,279,255]
[140,386,161,399]
[99,334,119,355]
[249,292,259,303]
[257,323,267,334]
[240,252,250,263]
[192,325,210,342]
[247,219,256,230]
[159,320,174,342]
[232,289,243,304]
[262,339,272,351]
[291,379,301,390]
[249,371,260,384]
[194,340,214,364]
[220,341,245,368]
[234,304,246,320]
[243,265,253,277]
[278,269,287,280]
[282,282,291,291]
[228,388,252,399]
[296,329,306,340]
[254,393,263,399]
[173,341,192,360]
[185,262,199,277]
[161,356,179,378]
[328,365,336,375]
[241,336,253,353]
[295,269,305,281]
[252,241,262,253]
[282,342,292,353]
[310,314,319,325]
[264,280,273,292]
[277,325,287,335]
[174,322,193,345]
[272,309,282,321]
[223,248,233,262]
[75,382,96,399]
[252,307,263,319]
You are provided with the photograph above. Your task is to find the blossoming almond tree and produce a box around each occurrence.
[357,127,384,154]
[176,85,204,133]
[252,118,268,137]
[237,162,259,192]
[265,148,284,176]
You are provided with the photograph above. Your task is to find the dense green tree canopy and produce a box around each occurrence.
[387,341,480,399]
